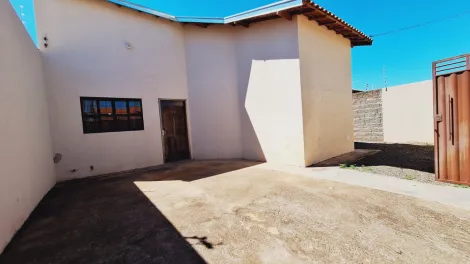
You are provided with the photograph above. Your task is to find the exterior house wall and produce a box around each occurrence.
[382,80,434,144]
[235,18,306,166]
[34,0,358,180]
[184,26,243,159]
[0,1,55,253]
[352,90,384,142]
[297,16,354,165]
[35,0,190,181]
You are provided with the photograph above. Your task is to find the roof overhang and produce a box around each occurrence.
[108,0,372,46]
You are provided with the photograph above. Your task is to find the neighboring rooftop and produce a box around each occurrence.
[108,0,373,46]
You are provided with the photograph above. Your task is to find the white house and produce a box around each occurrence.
[0,0,371,252]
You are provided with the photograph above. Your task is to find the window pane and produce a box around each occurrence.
[116,116,129,131]
[83,117,100,133]
[115,101,128,115]
[82,100,98,116]
[100,115,115,132]
[130,116,144,130]
[129,100,142,114]
[80,97,144,134]
[99,100,113,115]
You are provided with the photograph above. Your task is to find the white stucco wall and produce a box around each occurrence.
[184,26,243,159]
[382,80,434,144]
[235,18,306,166]
[0,1,55,253]
[185,16,348,167]
[34,0,357,180]
[298,15,354,165]
[35,0,190,181]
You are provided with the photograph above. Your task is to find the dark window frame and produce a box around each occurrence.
[80,97,144,134]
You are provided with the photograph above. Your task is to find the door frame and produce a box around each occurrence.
[158,98,191,163]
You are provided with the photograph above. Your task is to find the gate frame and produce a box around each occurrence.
[432,53,470,185]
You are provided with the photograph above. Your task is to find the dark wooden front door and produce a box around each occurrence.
[160,100,190,163]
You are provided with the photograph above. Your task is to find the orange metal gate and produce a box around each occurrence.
[433,54,470,185]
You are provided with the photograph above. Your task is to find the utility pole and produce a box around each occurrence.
[383,66,388,91]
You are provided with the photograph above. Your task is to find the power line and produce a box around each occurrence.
[370,9,470,37]
[19,4,26,25]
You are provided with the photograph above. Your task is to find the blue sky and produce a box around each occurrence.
[9,0,36,42]
[8,0,470,90]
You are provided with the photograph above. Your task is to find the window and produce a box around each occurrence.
[80,97,144,134]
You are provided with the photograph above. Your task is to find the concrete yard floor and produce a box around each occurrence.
[1,160,470,264]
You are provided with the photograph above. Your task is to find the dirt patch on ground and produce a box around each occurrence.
[352,142,459,186]
[1,160,470,263]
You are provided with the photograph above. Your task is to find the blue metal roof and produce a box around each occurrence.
[107,0,177,21]
[107,0,303,24]
[107,0,372,46]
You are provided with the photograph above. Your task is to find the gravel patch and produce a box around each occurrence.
[351,142,455,187]
[356,166,451,186]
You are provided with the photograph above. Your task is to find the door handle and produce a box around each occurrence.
[162,129,166,136]
[449,96,454,145]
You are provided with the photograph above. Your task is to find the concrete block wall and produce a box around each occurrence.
[352,90,384,142]
[352,80,434,144]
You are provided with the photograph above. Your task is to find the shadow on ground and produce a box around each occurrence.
[0,160,258,264]
[354,142,435,173]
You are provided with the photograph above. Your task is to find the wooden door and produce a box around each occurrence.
[160,100,190,162]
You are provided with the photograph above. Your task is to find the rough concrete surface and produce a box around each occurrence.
[313,149,380,167]
[1,160,470,264]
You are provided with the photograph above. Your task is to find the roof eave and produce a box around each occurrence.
[106,0,372,46]
[107,0,176,21]
[224,0,303,23]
